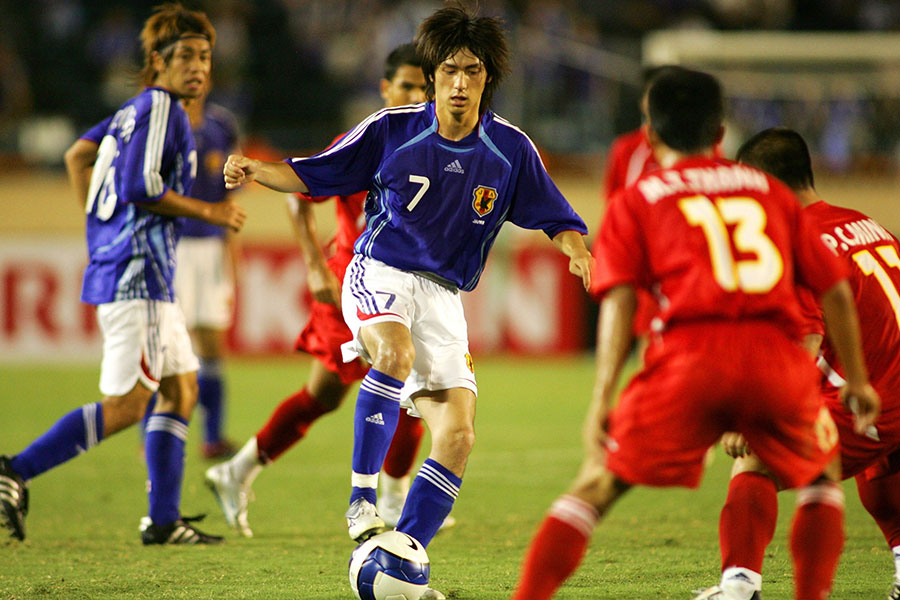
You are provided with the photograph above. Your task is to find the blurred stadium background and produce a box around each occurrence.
[2,0,900,362]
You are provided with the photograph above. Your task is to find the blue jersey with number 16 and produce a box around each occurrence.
[286,101,587,291]
[80,87,196,305]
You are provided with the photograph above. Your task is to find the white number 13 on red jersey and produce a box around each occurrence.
[678,195,784,294]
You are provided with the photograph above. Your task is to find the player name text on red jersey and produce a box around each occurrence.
[638,164,769,204]
[820,218,894,252]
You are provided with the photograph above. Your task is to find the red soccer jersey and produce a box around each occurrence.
[300,133,367,281]
[303,189,365,280]
[801,201,900,403]
[603,127,658,203]
[593,157,848,339]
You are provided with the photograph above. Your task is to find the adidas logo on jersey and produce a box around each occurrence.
[444,159,465,174]
[365,412,385,425]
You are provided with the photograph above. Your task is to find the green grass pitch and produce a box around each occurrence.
[0,357,891,599]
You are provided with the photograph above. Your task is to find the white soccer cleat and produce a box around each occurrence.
[420,587,446,599]
[204,463,253,538]
[692,586,760,600]
[346,498,385,542]
[377,492,405,529]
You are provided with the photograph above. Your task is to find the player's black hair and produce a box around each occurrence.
[415,5,510,114]
[736,127,815,191]
[139,3,216,87]
[384,43,422,82]
[647,68,723,153]
[641,64,686,92]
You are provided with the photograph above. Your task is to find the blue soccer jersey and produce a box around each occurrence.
[286,102,587,291]
[179,103,239,239]
[80,87,197,305]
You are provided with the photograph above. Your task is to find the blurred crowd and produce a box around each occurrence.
[3,0,900,171]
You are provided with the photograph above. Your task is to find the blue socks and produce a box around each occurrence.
[197,357,225,444]
[11,403,104,481]
[350,369,402,505]
[397,458,462,548]
[145,412,188,526]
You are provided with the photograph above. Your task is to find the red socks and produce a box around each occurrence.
[720,472,778,574]
[791,482,845,600]
[255,388,332,462]
[511,495,598,600]
[383,411,424,478]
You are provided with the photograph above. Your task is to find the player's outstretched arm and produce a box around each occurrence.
[552,230,593,290]
[145,189,247,232]
[584,284,636,456]
[285,194,341,307]
[223,154,308,193]
[819,279,881,432]
[64,138,99,208]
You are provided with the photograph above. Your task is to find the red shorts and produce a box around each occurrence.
[294,299,368,385]
[825,387,900,481]
[605,322,836,490]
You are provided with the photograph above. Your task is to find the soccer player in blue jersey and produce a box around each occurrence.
[224,5,591,590]
[0,3,245,545]
[73,81,242,460]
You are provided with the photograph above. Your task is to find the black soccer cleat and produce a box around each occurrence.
[140,513,224,545]
[0,455,28,541]
[888,579,900,600]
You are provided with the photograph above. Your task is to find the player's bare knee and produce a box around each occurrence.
[307,375,349,411]
[372,344,415,379]
[157,374,199,418]
[101,389,152,431]
[432,421,475,466]
[571,466,626,515]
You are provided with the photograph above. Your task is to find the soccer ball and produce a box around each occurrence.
[348,530,430,600]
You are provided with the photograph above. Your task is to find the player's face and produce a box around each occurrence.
[154,37,212,99]
[433,48,487,117]
[381,65,427,108]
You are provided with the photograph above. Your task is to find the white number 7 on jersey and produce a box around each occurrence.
[407,175,430,211]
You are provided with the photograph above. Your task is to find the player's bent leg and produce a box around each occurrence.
[395,388,474,548]
[257,361,348,463]
[511,456,629,600]
[347,322,414,541]
[206,362,351,537]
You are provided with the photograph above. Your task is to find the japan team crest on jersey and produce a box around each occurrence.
[472,186,498,217]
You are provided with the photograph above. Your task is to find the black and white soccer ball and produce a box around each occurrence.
[348,530,430,600]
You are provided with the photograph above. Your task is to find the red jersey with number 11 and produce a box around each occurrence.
[803,201,900,401]
[593,157,847,340]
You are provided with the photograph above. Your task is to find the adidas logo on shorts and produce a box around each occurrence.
[365,412,385,425]
[443,159,465,174]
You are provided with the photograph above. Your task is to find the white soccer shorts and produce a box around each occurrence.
[175,236,234,330]
[96,299,199,396]
[341,256,478,414]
